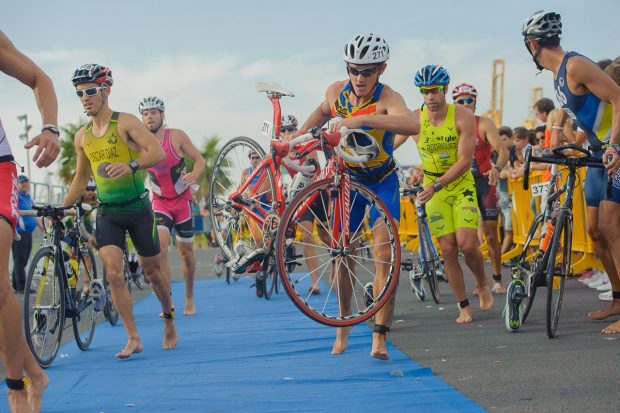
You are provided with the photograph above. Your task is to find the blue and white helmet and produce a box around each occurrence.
[138,96,165,113]
[343,33,389,65]
[414,65,450,87]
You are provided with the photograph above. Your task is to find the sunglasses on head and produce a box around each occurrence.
[456,97,475,105]
[281,127,296,133]
[347,65,380,77]
[76,86,103,98]
[419,86,444,95]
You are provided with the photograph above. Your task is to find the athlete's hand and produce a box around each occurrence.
[416,184,435,204]
[329,116,366,133]
[182,171,199,185]
[105,162,133,178]
[486,167,500,186]
[25,130,60,168]
[87,235,97,248]
[604,148,620,176]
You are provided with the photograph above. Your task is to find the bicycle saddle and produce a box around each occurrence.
[256,81,295,97]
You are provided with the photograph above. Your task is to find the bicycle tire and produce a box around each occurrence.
[102,267,119,326]
[517,213,544,324]
[72,247,98,350]
[546,210,571,338]
[23,246,66,368]
[418,223,440,304]
[275,178,401,327]
[209,137,275,260]
[263,258,277,300]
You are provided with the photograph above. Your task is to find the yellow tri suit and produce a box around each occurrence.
[418,104,479,237]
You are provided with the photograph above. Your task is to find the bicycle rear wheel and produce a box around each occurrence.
[275,178,401,327]
[515,213,544,324]
[546,210,571,338]
[73,247,99,350]
[418,225,440,304]
[209,137,276,260]
[23,247,65,368]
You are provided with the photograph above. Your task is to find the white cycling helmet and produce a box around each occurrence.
[343,33,390,65]
[341,129,379,160]
[138,96,165,113]
[522,10,562,39]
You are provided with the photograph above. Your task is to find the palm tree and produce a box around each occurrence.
[58,119,88,185]
[186,135,231,197]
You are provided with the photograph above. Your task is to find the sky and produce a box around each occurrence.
[1,0,619,183]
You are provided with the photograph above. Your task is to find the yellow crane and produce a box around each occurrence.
[522,86,543,129]
[482,59,505,127]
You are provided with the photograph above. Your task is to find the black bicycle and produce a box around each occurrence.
[401,187,445,304]
[22,203,104,368]
[504,144,608,338]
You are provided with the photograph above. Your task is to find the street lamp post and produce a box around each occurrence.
[17,113,32,177]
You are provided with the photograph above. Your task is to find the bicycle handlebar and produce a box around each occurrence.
[523,144,605,190]
[400,186,423,196]
[288,127,373,165]
[281,156,316,174]
[20,204,76,218]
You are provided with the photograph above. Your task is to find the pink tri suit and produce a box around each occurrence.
[147,128,194,242]
[0,117,19,233]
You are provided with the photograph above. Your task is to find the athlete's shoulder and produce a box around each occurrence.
[167,128,190,138]
[326,80,348,99]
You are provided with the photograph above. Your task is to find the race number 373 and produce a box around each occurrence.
[531,182,549,197]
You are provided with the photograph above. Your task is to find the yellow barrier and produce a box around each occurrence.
[397,169,603,275]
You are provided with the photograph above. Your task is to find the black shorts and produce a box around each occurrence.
[474,176,500,221]
[299,189,328,224]
[96,206,160,257]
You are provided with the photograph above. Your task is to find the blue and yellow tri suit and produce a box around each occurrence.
[554,51,620,205]
[331,82,400,229]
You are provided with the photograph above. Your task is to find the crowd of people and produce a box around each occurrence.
[0,7,619,413]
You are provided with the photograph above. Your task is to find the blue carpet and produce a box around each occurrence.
[2,278,484,412]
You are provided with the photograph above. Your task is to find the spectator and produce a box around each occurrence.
[497,127,514,256]
[12,175,39,293]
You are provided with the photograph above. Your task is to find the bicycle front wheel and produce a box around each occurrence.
[515,213,544,324]
[275,178,401,327]
[209,137,276,260]
[418,222,440,304]
[73,247,99,350]
[102,267,119,326]
[24,247,66,368]
[546,210,571,338]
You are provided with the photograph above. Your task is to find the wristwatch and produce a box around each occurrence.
[494,166,502,173]
[128,160,140,173]
[432,181,443,192]
[41,124,60,135]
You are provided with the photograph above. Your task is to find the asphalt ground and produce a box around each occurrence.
[7,246,620,412]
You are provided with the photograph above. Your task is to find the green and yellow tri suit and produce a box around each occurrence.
[418,104,479,238]
[83,112,148,213]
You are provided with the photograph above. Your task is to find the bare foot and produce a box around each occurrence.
[183,299,196,316]
[478,285,494,311]
[602,320,620,334]
[456,306,473,324]
[472,287,479,296]
[7,388,31,413]
[163,319,177,350]
[27,372,49,413]
[331,327,350,355]
[588,301,620,320]
[115,338,144,359]
[370,333,389,360]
